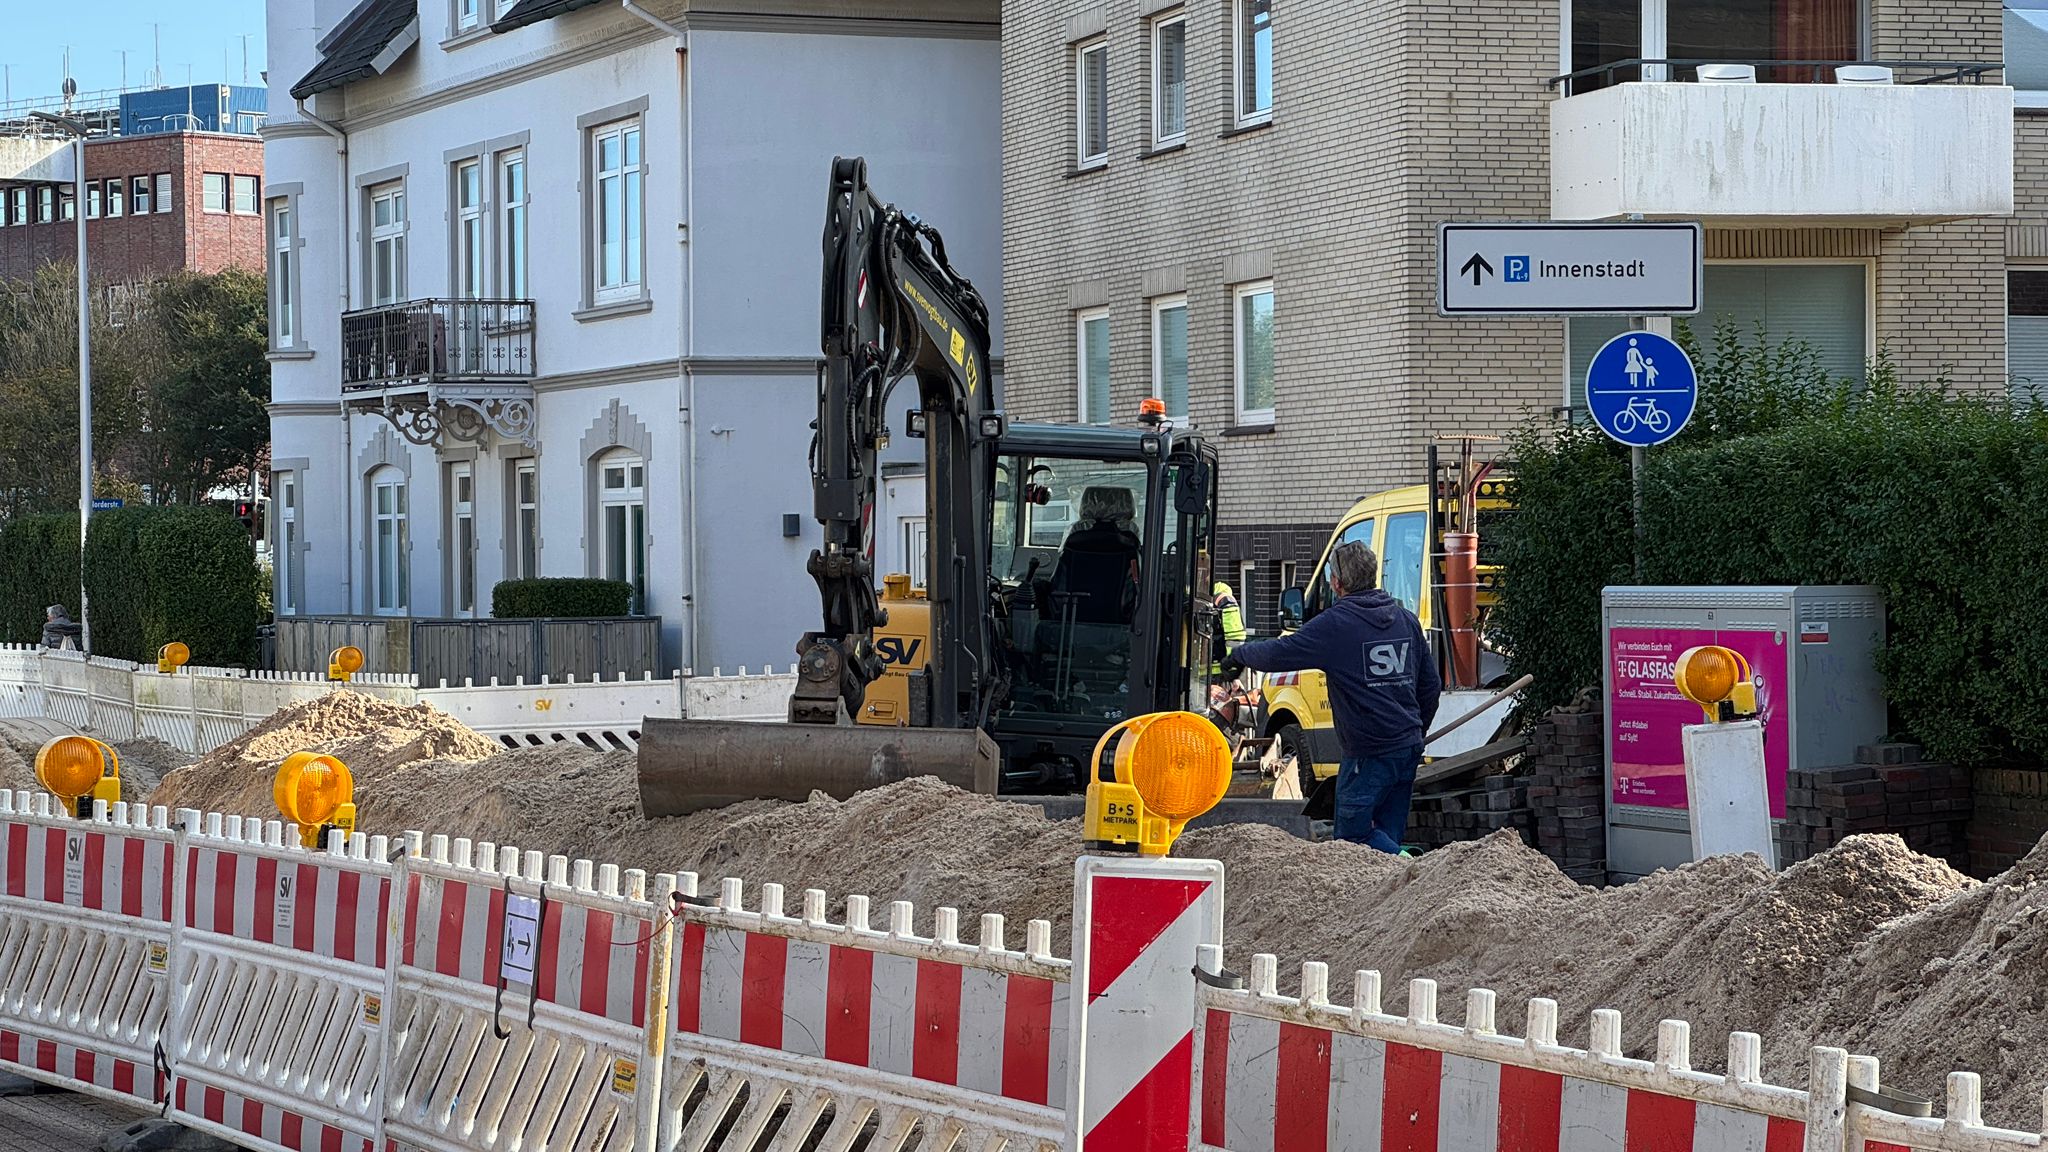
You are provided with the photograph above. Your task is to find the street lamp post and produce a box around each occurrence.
[32,110,91,654]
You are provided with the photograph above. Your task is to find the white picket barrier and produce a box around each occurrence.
[659,876,1069,1152]
[418,673,686,751]
[165,813,397,1152]
[385,834,673,1152]
[0,644,46,718]
[681,667,795,723]
[0,790,177,1110]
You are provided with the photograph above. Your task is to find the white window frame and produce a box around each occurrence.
[85,183,100,219]
[202,173,227,214]
[598,449,648,612]
[369,181,408,307]
[454,159,485,300]
[154,173,172,214]
[371,468,410,616]
[277,475,298,615]
[270,199,297,347]
[104,180,122,218]
[1076,306,1111,424]
[130,177,150,216]
[1233,280,1276,425]
[1234,0,1274,126]
[58,187,73,222]
[448,461,477,616]
[456,0,480,32]
[1152,294,1189,419]
[232,174,259,215]
[513,459,538,579]
[1152,12,1188,147]
[589,118,645,305]
[36,186,53,224]
[499,149,528,299]
[1076,38,1109,169]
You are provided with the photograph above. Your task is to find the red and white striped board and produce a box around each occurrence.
[669,921,1070,1109]
[1197,1010,1808,1152]
[183,844,389,968]
[401,871,653,1027]
[1265,672,1305,687]
[0,1028,159,1104]
[1066,855,1225,1152]
[0,818,174,919]
[173,1076,377,1152]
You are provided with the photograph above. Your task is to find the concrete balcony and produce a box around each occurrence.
[1550,72,2013,225]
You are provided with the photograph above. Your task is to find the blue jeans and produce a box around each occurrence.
[1335,745,1422,853]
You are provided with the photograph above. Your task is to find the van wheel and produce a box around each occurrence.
[1276,723,1318,797]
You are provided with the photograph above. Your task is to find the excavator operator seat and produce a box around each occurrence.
[1050,486,1142,626]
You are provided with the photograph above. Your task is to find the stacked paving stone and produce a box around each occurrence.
[1967,766,2048,877]
[1406,774,1533,853]
[1523,709,1609,884]
[1781,744,1972,872]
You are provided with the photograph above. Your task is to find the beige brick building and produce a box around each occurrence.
[1000,0,2030,629]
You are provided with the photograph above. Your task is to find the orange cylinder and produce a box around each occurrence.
[1442,532,1480,689]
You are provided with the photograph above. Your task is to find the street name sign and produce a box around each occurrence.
[1437,222,1703,317]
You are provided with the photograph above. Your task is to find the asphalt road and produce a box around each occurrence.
[0,1088,149,1152]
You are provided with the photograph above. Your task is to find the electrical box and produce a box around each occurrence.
[1601,585,1886,880]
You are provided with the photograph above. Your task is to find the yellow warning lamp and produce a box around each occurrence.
[157,641,190,674]
[1674,645,1759,724]
[1084,711,1232,856]
[274,751,357,849]
[327,645,365,682]
[34,736,121,818]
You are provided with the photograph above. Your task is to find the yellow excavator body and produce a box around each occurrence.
[857,573,932,727]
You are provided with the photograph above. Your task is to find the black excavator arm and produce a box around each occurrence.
[793,156,999,729]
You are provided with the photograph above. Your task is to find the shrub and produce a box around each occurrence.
[1494,323,2048,765]
[491,577,633,619]
[0,513,80,643]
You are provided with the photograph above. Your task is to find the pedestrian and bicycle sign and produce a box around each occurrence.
[1437,222,1703,316]
[1585,330,1696,448]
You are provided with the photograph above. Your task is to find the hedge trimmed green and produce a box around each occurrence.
[0,506,260,665]
[491,578,633,619]
[1493,326,2048,765]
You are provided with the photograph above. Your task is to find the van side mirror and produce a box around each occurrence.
[1279,586,1306,629]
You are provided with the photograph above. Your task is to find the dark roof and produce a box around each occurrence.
[291,0,420,100]
[492,0,607,33]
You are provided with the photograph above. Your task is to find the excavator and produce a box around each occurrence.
[638,158,1219,816]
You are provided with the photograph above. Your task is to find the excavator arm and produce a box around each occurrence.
[795,156,999,728]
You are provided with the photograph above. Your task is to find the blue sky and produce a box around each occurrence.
[3,0,268,103]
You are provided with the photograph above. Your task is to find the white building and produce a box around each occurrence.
[263,0,1001,672]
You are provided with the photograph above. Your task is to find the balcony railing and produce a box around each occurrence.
[1550,58,2002,97]
[341,298,536,389]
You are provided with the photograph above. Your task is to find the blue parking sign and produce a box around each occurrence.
[1505,255,1531,283]
[1585,330,1696,448]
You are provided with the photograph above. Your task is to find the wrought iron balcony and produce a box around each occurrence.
[341,298,536,389]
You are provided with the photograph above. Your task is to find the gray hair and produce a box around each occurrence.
[1331,541,1379,595]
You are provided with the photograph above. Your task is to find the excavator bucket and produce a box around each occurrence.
[636,718,1001,817]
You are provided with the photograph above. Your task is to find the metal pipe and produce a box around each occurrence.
[1424,674,1533,746]
[73,132,91,653]
[297,98,355,611]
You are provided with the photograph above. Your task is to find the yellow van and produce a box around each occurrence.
[1259,477,1511,793]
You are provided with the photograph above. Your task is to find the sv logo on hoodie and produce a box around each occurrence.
[1364,640,1412,681]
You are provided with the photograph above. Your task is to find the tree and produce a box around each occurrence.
[0,264,142,517]
[127,269,270,504]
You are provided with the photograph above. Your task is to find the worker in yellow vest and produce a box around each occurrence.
[1209,581,1246,677]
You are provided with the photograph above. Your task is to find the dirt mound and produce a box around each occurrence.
[148,692,498,818]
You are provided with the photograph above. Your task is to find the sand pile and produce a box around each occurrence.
[1,729,191,803]
[148,693,498,819]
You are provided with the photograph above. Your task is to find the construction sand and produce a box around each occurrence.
[140,690,2048,1125]
[1,730,190,804]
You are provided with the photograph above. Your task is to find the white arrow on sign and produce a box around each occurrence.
[1438,222,1703,317]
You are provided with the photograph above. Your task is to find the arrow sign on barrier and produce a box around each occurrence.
[503,893,541,985]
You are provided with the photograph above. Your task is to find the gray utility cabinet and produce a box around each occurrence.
[1600,586,1886,880]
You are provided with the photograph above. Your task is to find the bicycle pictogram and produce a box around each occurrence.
[1610,396,1671,436]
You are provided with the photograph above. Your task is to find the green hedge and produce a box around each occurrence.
[1493,327,2048,765]
[491,577,633,619]
[0,506,261,664]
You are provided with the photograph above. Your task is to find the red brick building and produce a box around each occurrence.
[0,132,265,282]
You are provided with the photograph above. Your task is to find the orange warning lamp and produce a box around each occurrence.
[157,641,190,674]
[34,735,121,818]
[1084,711,1232,856]
[274,751,357,848]
[1138,397,1167,426]
[327,645,365,682]
[1674,645,1758,723]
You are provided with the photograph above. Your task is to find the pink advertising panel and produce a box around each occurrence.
[1609,626,1790,817]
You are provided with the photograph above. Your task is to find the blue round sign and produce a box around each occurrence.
[1585,330,1696,448]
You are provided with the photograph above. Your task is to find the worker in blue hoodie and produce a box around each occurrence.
[1223,541,1441,851]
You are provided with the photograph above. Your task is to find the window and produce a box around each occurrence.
[1567,0,1858,92]
[270,200,296,346]
[369,182,407,306]
[1077,307,1111,424]
[1380,511,1427,615]
[457,0,480,31]
[1236,0,1273,123]
[591,120,643,303]
[1076,40,1108,168]
[1239,561,1260,620]
[513,459,538,579]
[1152,296,1189,418]
[155,174,172,214]
[36,187,53,223]
[2010,270,2048,400]
[1565,263,1869,406]
[58,188,73,222]
[598,450,647,612]
[233,175,258,215]
[371,468,410,615]
[449,462,476,615]
[131,177,151,215]
[454,160,484,299]
[1153,14,1187,145]
[500,150,528,298]
[276,475,298,614]
[1234,281,1275,423]
[202,173,227,214]
[86,184,100,219]
[105,180,123,218]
